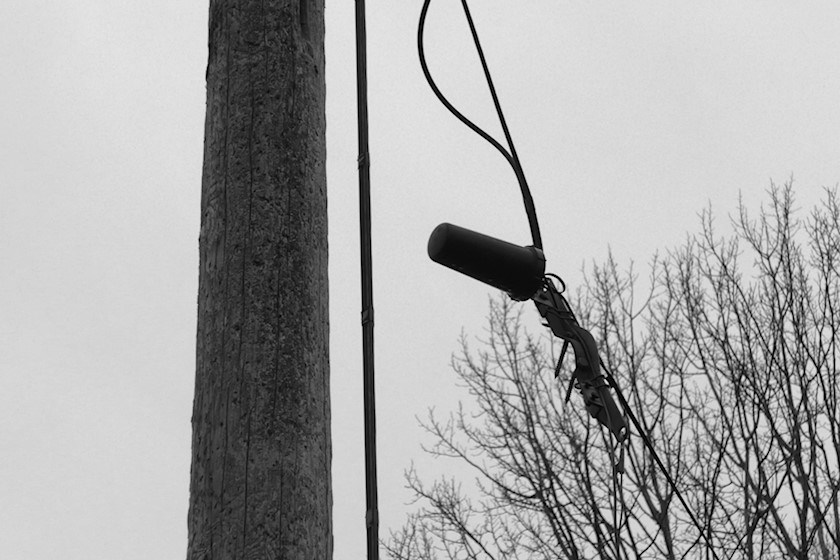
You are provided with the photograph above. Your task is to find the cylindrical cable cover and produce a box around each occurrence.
[428,222,545,300]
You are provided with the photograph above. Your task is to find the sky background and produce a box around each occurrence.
[1,1,839,558]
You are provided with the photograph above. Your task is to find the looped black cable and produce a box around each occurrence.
[418,0,543,250]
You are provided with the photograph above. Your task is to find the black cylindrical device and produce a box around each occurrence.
[428,223,545,301]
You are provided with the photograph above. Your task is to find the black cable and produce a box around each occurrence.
[458,0,542,250]
[601,362,723,560]
[418,0,514,168]
[604,383,630,560]
[418,0,543,250]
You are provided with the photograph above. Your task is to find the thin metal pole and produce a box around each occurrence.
[355,1,379,559]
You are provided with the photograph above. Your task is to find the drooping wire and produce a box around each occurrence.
[601,383,626,560]
[457,0,542,250]
[614,445,627,559]
[601,360,723,560]
[418,0,512,171]
[418,0,543,250]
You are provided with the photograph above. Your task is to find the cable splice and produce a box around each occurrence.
[419,3,726,557]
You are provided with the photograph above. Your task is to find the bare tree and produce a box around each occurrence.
[187,1,330,558]
[387,184,840,560]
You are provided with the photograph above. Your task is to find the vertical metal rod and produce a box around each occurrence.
[355,1,379,559]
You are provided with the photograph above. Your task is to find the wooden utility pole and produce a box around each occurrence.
[187,1,330,558]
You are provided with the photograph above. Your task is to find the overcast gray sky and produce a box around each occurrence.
[1,1,838,558]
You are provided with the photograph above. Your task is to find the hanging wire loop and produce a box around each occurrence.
[418,0,543,249]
